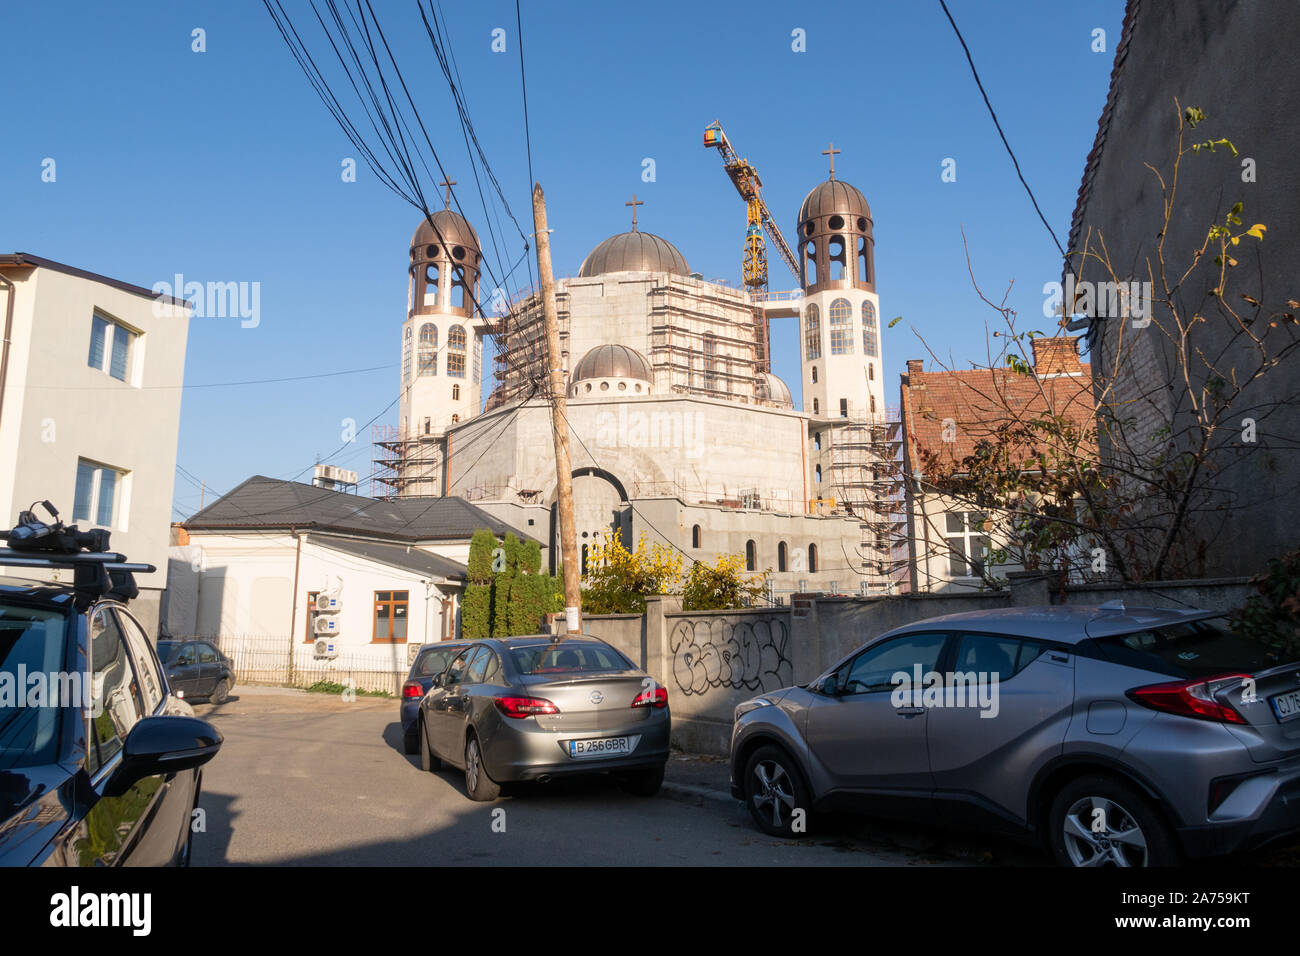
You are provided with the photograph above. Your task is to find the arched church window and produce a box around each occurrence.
[829,298,853,354]
[692,525,701,548]
[811,366,818,384]
[450,265,469,311]
[452,384,461,401]
[862,301,878,357]
[745,540,757,572]
[448,325,466,378]
[423,263,439,307]
[804,304,821,361]
[828,236,846,280]
[703,332,718,392]
[778,541,788,573]
[858,235,870,284]
[402,326,413,383]
[815,464,822,482]
[808,543,819,573]
[813,398,820,415]
[418,323,437,376]
[803,240,818,286]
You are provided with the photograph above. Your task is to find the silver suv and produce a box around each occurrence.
[729,604,1300,866]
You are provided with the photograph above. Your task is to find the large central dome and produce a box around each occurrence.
[578,230,689,278]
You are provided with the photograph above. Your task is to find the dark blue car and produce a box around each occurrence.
[401,640,472,754]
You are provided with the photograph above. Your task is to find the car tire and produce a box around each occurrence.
[419,719,442,772]
[211,678,231,704]
[620,765,665,797]
[1048,774,1179,867]
[744,745,812,838]
[464,733,501,801]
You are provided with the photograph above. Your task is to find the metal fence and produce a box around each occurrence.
[179,634,412,696]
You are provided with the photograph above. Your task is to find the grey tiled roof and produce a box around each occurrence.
[184,475,537,544]
[309,534,467,582]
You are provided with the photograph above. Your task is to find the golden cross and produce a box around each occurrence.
[625,194,644,231]
[822,142,840,180]
[440,177,457,208]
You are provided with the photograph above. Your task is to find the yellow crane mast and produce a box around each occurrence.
[703,120,801,370]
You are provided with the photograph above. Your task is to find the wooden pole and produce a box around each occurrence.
[532,184,582,635]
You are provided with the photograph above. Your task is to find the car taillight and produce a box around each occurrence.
[402,681,425,699]
[1127,673,1251,725]
[631,685,668,709]
[494,696,559,718]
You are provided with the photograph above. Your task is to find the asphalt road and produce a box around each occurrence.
[187,685,955,867]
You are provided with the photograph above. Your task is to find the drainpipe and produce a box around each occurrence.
[0,271,15,431]
[288,528,302,685]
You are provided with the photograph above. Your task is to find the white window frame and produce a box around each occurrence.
[88,311,141,385]
[943,511,989,579]
[74,459,130,530]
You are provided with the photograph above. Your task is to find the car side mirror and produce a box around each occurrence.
[105,715,223,797]
[820,673,842,697]
[431,673,445,689]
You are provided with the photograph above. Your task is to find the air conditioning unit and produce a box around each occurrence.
[314,616,340,635]
[315,592,341,613]
[314,637,339,659]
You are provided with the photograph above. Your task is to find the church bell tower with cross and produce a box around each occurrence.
[796,142,884,427]
[396,176,488,496]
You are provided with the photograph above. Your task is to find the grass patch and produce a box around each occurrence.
[303,679,394,699]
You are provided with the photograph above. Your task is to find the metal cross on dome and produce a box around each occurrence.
[822,142,840,180]
[440,177,457,208]
[625,194,644,231]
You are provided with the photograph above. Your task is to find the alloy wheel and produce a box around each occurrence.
[751,759,796,830]
[1062,796,1149,866]
[466,739,481,793]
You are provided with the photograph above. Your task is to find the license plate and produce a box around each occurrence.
[569,736,633,758]
[1271,690,1300,722]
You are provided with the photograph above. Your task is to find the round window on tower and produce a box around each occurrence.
[828,214,844,230]
[452,246,465,260]
[426,245,438,258]
[857,217,867,231]
[585,383,592,392]
[804,221,814,237]
[600,381,609,391]
[618,381,627,391]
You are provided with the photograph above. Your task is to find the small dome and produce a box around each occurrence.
[411,209,480,255]
[578,231,689,278]
[797,178,872,227]
[571,344,654,383]
[757,372,793,407]
[483,386,506,412]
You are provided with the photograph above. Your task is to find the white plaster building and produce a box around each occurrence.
[0,253,192,631]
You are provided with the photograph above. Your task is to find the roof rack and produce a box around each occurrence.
[0,547,156,610]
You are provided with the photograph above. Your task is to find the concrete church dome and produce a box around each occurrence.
[578,231,689,278]
[757,371,793,408]
[797,178,872,229]
[411,209,481,256]
[570,343,655,397]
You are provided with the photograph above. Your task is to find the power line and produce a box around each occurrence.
[26,363,395,391]
[937,0,1066,260]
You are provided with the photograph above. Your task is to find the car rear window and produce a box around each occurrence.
[415,645,461,678]
[509,641,632,676]
[1092,618,1300,678]
[0,603,70,770]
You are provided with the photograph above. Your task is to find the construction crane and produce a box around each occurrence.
[703,120,801,293]
[703,120,802,371]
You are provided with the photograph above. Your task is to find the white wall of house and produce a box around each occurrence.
[166,532,461,666]
[0,262,190,633]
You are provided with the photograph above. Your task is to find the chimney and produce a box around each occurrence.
[905,359,924,379]
[1030,336,1082,375]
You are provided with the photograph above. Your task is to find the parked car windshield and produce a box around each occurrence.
[157,640,184,663]
[0,602,70,770]
[1093,617,1300,678]
[509,641,632,676]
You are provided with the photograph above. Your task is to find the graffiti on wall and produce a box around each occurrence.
[669,615,792,696]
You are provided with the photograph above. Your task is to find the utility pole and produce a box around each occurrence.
[532,184,582,635]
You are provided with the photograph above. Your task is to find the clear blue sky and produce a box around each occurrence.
[0,0,1124,519]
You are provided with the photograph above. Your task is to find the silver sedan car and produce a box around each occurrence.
[730,604,1300,866]
[416,635,670,800]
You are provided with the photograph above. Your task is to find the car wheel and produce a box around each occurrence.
[1048,774,1179,867]
[419,719,441,772]
[464,734,501,801]
[744,745,811,838]
[620,765,665,797]
[211,678,231,704]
